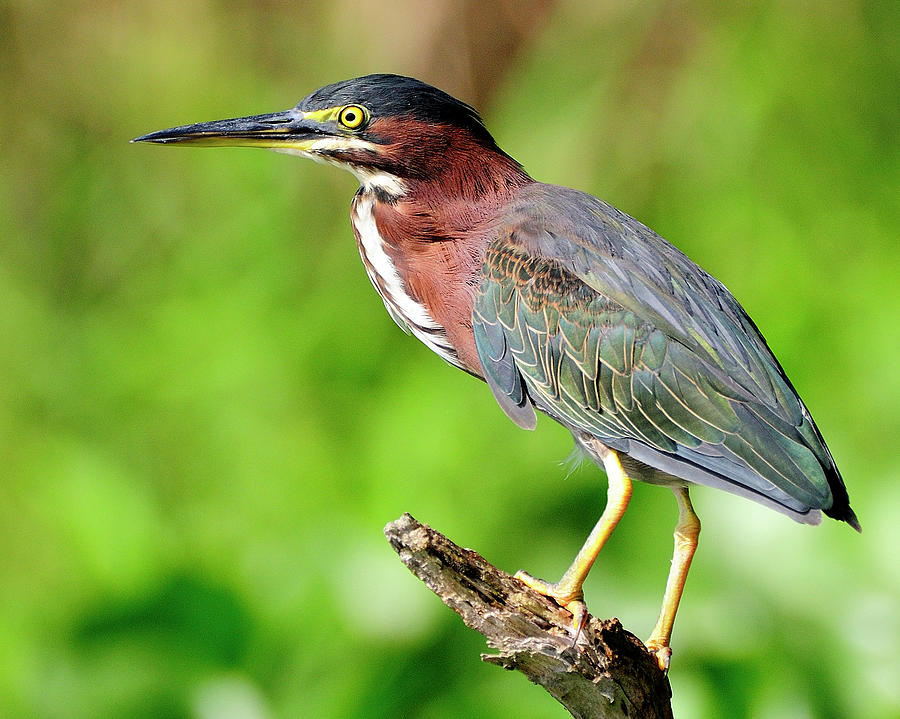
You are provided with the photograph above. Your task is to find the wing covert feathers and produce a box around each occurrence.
[473,184,858,529]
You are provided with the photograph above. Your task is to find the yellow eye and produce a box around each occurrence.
[338,105,368,130]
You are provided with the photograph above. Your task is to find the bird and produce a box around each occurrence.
[134,73,859,670]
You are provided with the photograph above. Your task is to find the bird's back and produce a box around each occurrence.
[473,183,858,529]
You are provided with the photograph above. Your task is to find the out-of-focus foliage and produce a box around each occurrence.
[1,1,897,717]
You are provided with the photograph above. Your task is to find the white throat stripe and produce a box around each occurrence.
[352,193,462,368]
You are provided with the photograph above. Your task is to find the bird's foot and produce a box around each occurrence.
[643,639,672,672]
[514,570,588,641]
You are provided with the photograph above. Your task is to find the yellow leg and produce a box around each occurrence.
[515,444,632,635]
[645,486,701,671]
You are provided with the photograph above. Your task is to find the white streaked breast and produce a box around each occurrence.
[351,191,463,369]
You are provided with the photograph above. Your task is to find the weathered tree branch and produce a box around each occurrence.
[384,513,673,719]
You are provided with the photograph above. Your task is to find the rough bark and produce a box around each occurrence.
[384,513,673,719]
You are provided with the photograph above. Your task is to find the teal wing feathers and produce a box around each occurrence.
[472,184,855,526]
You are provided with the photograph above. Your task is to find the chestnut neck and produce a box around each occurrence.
[377,128,533,242]
[355,136,531,375]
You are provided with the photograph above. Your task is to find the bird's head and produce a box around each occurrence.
[134,74,526,198]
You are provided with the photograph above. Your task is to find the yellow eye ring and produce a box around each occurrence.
[338,105,368,130]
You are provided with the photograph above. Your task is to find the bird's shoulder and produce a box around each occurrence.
[491,182,798,416]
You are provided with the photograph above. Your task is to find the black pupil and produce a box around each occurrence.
[344,110,357,124]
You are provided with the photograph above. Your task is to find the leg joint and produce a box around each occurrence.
[673,528,699,553]
[675,516,700,539]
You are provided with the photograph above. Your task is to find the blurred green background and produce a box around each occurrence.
[2,1,898,717]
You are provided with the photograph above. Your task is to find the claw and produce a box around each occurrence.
[645,640,671,672]
[514,569,589,641]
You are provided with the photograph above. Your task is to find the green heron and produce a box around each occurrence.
[135,74,859,669]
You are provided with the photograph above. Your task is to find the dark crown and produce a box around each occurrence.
[299,74,495,143]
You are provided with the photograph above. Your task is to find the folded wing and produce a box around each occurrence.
[473,184,855,527]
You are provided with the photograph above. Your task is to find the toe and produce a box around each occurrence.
[645,642,671,672]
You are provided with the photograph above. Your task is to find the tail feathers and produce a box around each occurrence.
[823,466,861,532]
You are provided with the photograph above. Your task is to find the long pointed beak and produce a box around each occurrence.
[132,109,326,149]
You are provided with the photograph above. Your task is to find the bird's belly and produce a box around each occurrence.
[573,431,690,488]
